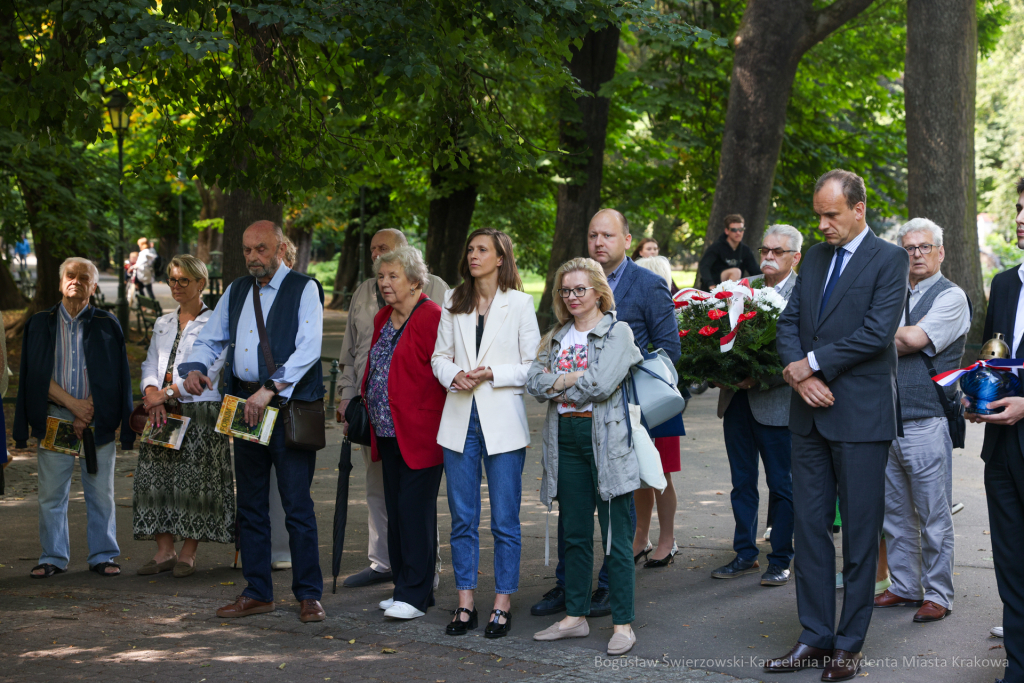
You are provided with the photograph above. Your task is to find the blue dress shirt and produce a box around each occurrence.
[807,226,870,372]
[606,257,630,295]
[181,265,323,399]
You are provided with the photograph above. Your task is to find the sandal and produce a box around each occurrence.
[30,563,66,579]
[89,561,121,577]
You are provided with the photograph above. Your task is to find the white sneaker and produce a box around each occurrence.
[271,561,292,570]
[384,601,425,619]
[992,626,1004,638]
[378,598,395,610]
[763,527,772,541]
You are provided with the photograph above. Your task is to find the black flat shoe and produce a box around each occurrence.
[644,541,678,568]
[445,607,477,636]
[484,609,511,639]
[634,541,653,565]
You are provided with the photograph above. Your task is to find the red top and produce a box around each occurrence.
[361,294,446,469]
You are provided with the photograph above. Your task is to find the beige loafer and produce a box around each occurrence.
[533,619,589,641]
[607,629,636,656]
[137,555,177,576]
[173,560,196,578]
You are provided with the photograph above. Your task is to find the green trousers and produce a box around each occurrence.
[557,416,635,625]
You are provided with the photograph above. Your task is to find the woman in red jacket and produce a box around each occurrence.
[361,246,447,620]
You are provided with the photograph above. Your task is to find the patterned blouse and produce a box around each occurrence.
[366,320,399,437]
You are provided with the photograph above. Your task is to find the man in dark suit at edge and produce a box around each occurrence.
[768,169,909,682]
[966,177,1024,683]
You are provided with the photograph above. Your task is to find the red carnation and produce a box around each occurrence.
[738,311,757,322]
[698,326,718,336]
[707,309,728,320]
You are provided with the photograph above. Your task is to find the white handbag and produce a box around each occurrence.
[627,404,666,493]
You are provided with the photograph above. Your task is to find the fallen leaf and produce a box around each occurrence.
[990,644,1004,650]
[220,623,228,626]
[348,639,356,644]
[278,663,287,670]
[324,635,334,639]
[382,648,397,654]
[220,582,236,586]
[149,580,157,584]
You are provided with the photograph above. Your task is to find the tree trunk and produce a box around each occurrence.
[193,180,223,264]
[285,221,313,274]
[905,0,984,351]
[0,254,27,309]
[425,170,477,287]
[328,188,386,310]
[537,25,621,326]
[220,189,283,283]
[30,227,64,312]
[703,0,876,264]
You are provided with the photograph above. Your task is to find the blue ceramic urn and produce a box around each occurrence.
[962,333,1022,415]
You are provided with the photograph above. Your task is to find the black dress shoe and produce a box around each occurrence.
[590,587,611,618]
[822,649,863,681]
[484,609,511,639]
[445,607,477,636]
[342,566,394,588]
[530,586,566,616]
[764,642,832,673]
[711,556,760,579]
[644,541,678,568]
[760,564,791,586]
[634,542,653,565]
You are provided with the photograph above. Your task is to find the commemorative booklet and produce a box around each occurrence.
[141,414,191,450]
[215,395,278,445]
[41,417,82,456]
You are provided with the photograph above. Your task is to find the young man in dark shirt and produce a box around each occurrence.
[698,214,762,287]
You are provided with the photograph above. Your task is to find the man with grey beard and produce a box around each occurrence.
[181,220,327,624]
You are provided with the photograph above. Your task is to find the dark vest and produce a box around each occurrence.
[224,271,325,403]
[897,276,968,420]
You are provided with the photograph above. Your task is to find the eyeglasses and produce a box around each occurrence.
[168,277,193,288]
[758,247,797,257]
[904,244,934,255]
[558,286,595,299]
[728,227,746,233]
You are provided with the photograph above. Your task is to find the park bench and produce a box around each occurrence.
[135,295,163,345]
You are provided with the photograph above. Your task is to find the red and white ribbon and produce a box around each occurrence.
[674,279,754,353]
[932,358,1024,386]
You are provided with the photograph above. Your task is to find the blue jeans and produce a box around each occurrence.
[723,390,794,567]
[233,411,322,603]
[37,405,119,568]
[444,401,526,593]
[556,492,637,590]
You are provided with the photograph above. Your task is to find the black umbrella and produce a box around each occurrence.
[332,438,355,593]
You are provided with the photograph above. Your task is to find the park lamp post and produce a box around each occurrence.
[106,89,131,332]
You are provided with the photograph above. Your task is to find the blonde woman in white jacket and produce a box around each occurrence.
[431,229,540,639]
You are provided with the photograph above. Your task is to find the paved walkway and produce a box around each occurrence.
[0,277,1010,681]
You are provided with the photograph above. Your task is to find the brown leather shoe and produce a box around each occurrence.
[873,589,923,608]
[764,642,832,672]
[216,595,275,618]
[299,599,326,623]
[913,600,951,622]
[821,649,863,681]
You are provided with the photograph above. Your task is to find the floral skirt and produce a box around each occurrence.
[133,400,235,543]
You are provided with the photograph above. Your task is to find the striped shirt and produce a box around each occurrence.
[53,303,90,399]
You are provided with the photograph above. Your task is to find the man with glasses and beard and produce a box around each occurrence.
[698,214,762,287]
[713,225,801,587]
[180,220,327,624]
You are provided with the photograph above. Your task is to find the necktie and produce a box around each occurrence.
[818,247,847,319]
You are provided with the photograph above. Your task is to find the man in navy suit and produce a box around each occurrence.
[530,208,682,618]
[768,169,908,681]
[967,177,1024,683]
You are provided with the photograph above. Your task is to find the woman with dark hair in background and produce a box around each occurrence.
[631,239,678,294]
[431,228,540,638]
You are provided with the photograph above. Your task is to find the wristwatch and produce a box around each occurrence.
[165,388,175,398]
[263,379,279,394]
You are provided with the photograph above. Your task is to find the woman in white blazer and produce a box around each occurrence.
[432,228,540,639]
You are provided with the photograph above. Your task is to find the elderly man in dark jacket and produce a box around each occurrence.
[14,257,135,579]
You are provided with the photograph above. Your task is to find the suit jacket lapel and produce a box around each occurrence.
[816,229,879,329]
[458,301,478,367]
[476,288,509,363]
[614,260,640,306]
[809,248,830,329]
[1007,271,1021,355]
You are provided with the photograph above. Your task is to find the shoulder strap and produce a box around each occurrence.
[252,278,278,376]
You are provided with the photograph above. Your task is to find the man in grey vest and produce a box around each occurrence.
[713,224,801,587]
[336,228,448,587]
[873,218,970,623]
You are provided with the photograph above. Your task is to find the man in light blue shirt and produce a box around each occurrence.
[181,220,327,624]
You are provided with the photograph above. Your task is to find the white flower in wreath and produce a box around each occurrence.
[710,280,750,297]
[753,287,787,312]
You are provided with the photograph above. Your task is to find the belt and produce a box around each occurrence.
[563,411,593,419]
[236,379,263,395]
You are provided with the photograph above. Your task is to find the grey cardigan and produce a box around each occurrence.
[527,311,643,508]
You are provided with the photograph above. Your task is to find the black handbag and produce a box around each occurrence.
[344,298,425,447]
[924,354,967,449]
[251,279,326,452]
